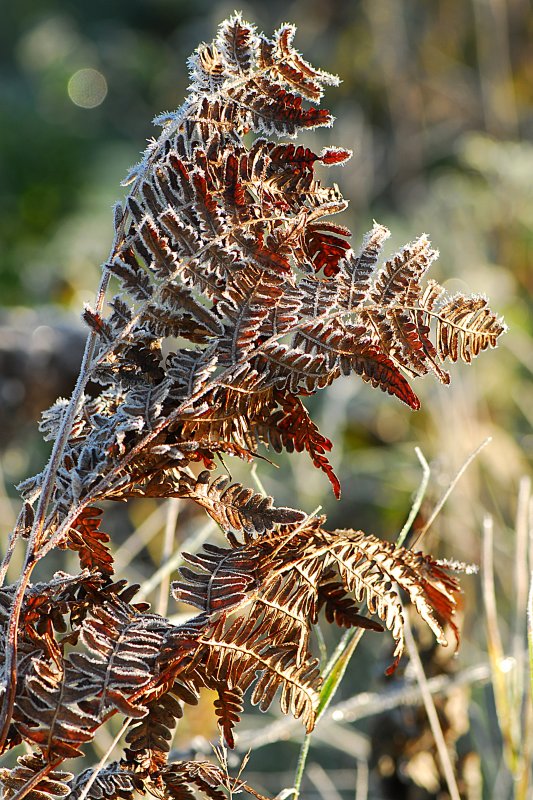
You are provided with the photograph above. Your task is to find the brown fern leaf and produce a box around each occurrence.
[302,221,351,276]
[267,392,340,497]
[317,579,385,631]
[252,571,319,667]
[209,521,462,677]
[0,574,103,755]
[124,680,199,772]
[14,656,100,759]
[217,269,284,363]
[236,79,334,137]
[268,25,338,103]
[199,614,321,732]
[337,222,390,309]
[19,12,505,519]
[0,753,72,800]
[61,506,114,576]
[67,596,167,720]
[173,542,258,613]
[322,530,462,673]
[68,762,141,799]
[175,471,305,538]
[159,761,227,800]
[160,759,270,800]
[435,293,506,363]
[268,23,338,102]
[174,536,320,667]
[209,683,244,749]
[3,17,506,794]
[369,234,438,306]
[8,584,176,764]
[216,14,259,77]
[351,346,421,410]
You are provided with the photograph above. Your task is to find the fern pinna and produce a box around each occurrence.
[0,14,504,800]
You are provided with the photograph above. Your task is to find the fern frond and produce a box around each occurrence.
[0,754,72,800]
[61,506,114,576]
[124,680,199,772]
[1,13,505,798]
[68,762,140,800]
[199,614,321,732]
[435,293,506,363]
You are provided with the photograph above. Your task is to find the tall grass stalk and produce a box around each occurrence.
[482,507,532,798]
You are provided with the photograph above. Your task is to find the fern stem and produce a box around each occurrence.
[31,268,111,549]
[0,557,40,759]
[0,267,114,752]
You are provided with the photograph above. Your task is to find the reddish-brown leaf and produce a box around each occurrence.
[63,506,114,576]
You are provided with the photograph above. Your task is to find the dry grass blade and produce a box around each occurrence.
[75,719,132,800]
[482,511,531,792]
[157,498,180,616]
[404,609,461,800]
[396,446,430,548]
[408,436,492,549]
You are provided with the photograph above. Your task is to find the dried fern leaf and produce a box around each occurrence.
[0,754,72,800]
[68,762,140,800]
[435,293,506,363]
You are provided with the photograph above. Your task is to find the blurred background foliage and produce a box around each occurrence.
[1,1,532,798]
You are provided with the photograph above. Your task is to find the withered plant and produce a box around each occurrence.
[0,14,505,800]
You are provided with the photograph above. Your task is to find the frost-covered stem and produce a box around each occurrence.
[33,273,111,547]
[0,101,206,742]
[0,271,111,753]
[0,554,41,755]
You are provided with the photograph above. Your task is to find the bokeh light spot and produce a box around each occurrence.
[68,68,107,109]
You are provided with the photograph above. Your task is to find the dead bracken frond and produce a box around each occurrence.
[0,12,504,800]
